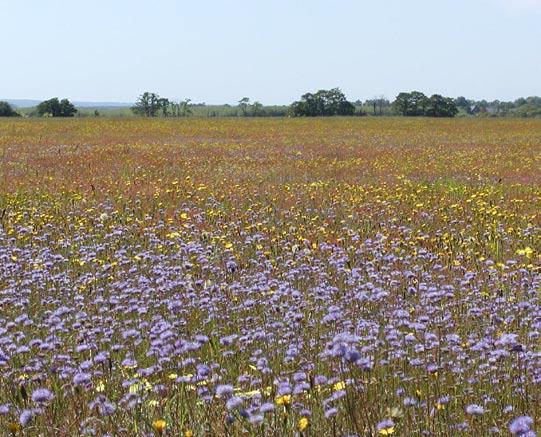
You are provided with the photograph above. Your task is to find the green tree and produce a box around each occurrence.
[251,101,264,116]
[392,91,429,116]
[0,101,19,117]
[158,97,170,117]
[132,92,162,117]
[36,98,77,117]
[454,96,472,114]
[426,94,458,117]
[238,97,250,116]
[290,88,355,117]
[179,99,192,117]
[60,99,77,117]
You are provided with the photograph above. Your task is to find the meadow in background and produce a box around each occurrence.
[0,117,539,435]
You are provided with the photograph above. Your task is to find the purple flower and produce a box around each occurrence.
[226,396,243,410]
[73,372,92,387]
[20,409,33,426]
[260,402,275,413]
[377,419,395,432]
[465,404,485,415]
[403,397,417,407]
[216,384,234,398]
[324,407,338,418]
[344,350,361,363]
[509,416,534,435]
[248,414,264,424]
[31,388,54,404]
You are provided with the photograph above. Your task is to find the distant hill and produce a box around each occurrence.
[3,99,132,108]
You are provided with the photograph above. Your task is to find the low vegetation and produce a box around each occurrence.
[0,117,539,435]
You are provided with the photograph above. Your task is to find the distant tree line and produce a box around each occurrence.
[131,92,274,117]
[287,89,459,117]
[288,89,458,117]
[453,95,541,117]
[0,98,77,117]
[131,92,193,117]
[2,93,541,118]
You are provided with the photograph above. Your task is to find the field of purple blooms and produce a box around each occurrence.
[0,117,539,436]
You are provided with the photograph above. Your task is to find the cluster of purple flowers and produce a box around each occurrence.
[0,194,538,434]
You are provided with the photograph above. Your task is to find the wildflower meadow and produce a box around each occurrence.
[0,117,539,436]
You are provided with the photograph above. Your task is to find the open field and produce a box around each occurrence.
[0,117,539,436]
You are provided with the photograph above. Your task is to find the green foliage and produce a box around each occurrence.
[238,97,250,116]
[290,88,355,117]
[393,91,458,117]
[0,101,19,117]
[393,91,430,116]
[251,101,264,116]
[133,93,196,117]
[36,98,77,117]
[169,99,192,117]
[426,94,459,117]
[132,92,166,117]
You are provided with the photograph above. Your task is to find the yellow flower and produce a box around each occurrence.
[152,419,167,434]
[379,426,395,435]
[298,417,310,431]
[184,430,193,437]
[275,394,291,406]
[8,422,21,433]
[516,247,534,258]
[333,381,346,391]
[95,381,105,393]
[129,379,152,393]
[237,389,261,399]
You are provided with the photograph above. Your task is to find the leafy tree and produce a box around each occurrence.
[180,99,193,117]
[60,99,77,117]
[36,98,77,117]
[290,88,355,117]
[454,96,472,114]
[392,91,429,116]
[0,101,19,117]
[132,92,162,117]
[425,94,458,117]
[172,99,192,117]
[238,97,250,116]
[454,96,469,108]
[158,97,170,117]
[251,101,264,116]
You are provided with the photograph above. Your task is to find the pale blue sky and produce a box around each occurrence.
[1,0,540,104]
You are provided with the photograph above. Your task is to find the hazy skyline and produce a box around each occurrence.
[1,0,540,104]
